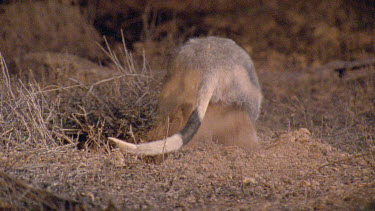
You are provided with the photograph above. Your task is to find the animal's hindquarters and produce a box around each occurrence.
[109,37,262,155]
[193,103,259,151]
[148,102,259,152]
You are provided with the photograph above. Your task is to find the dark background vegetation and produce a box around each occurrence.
[0,0,374,209]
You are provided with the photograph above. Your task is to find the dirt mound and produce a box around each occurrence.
[129,128,373,209]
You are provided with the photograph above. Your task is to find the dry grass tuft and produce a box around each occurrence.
[0,27,160,150]
[0,52,64,149]
[0,34,159,209]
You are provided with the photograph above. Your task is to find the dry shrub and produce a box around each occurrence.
[0,44,158,209]
[81,35,160,142]
[0,53,64,149]
[0,1,104,62]
[0,32,159,151]
[70,44,158,148]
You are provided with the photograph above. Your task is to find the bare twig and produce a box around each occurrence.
[318,149,375,172]
[314,57,375,77]
[51,131,74,144]
[128,125,137,144]
[0,52,15,99]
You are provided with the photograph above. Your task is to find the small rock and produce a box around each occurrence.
[243,177,257,185]
[111,149,126,167]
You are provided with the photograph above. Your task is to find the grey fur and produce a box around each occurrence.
[179,36,262,122]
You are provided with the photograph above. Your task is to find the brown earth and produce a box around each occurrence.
[1,128,374,209]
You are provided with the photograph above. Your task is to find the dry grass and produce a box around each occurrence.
[0,53,61,149]
[0,27,158,150]
[0,32,158,209]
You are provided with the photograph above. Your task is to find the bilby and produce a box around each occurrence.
[109,36,262,156]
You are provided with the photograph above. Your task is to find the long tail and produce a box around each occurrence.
[109,78,217,156]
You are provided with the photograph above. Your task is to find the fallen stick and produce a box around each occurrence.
[314,57,375,77]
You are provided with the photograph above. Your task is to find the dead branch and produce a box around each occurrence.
[314,57,375,77]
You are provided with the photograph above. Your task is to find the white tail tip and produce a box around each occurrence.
[108,134,184,156]
[108,137,138,152]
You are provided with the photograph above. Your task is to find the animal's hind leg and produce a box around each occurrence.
[196,103,260,151]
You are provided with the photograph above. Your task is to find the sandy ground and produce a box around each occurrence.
[1,128,374,210]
